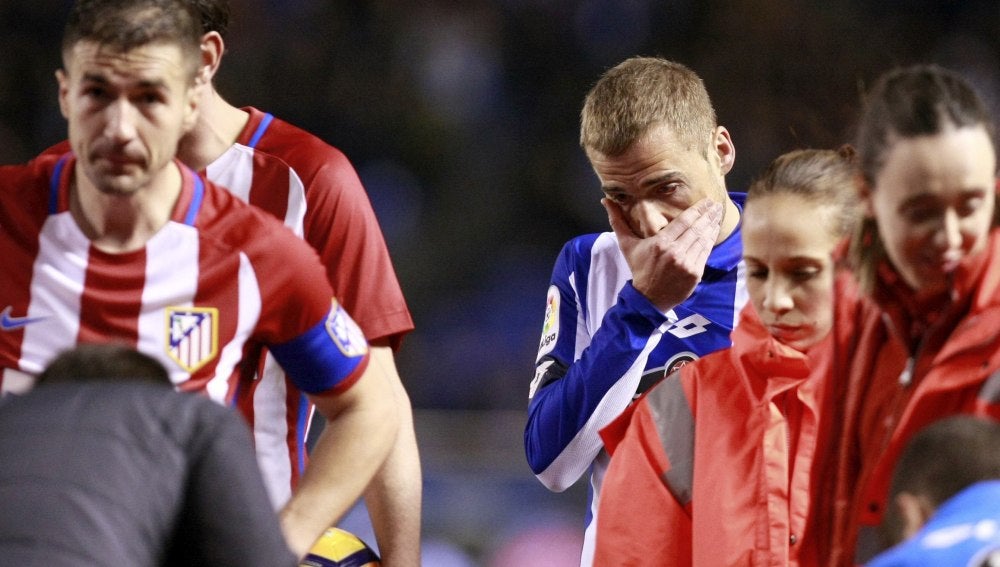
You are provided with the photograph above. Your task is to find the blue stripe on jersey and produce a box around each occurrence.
[246,113,275,149]
[48,154,71,215]
[295,392,310,473]
[268,307,367,394]
[183,175,204,226]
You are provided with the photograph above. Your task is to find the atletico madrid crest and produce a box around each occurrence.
[166,307,219,372]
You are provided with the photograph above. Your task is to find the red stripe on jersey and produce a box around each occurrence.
[77,246,144,345]
[0,159,53,376]
[247,151,290,222]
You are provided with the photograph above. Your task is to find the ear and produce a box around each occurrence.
[712,126,735,175]
[181,83,200,134]
[198,31,225,85]
[895,491,935,542]
[55,69,70,119]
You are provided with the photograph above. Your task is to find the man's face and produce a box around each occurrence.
[58,40,198,195]
[587,122,733,238]
[866,125,996,295]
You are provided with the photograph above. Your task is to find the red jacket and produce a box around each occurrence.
[824,228,1000,566]
[595,302,844,567]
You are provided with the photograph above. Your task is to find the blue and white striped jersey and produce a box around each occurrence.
[524,193,747,565]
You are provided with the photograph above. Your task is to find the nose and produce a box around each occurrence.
[631,200,668,237]
[762,276,794,315]
[932,208,963,251]
[103,99,138,143]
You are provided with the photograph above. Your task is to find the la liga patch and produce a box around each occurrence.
[537,285,560,360]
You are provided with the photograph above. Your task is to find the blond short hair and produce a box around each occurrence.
[580,57,717,156]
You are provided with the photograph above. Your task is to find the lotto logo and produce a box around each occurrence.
[665,314,711,338]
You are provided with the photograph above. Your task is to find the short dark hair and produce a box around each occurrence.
[38,343,171,385]
[855,64,996,187]
[849,64,998,295]
[62,0,203,80]
[188,0,231,38]
[880,416,1000,547]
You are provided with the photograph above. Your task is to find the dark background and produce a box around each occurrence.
[2,1,998,564]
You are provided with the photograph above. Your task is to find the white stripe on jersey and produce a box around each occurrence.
[206,143,254,202]
[583,233,632,340]
[20,213,88,375]
[733,260,749,329]
[211,251,262,403]
[254,351,293,508]
[140,221,200,387]
[205,143,308,237]
[283,167,306,237]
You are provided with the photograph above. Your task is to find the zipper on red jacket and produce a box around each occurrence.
[899,356,915,386]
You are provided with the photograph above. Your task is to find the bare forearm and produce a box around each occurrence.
[364,346,422,566]
[280,365,399,558]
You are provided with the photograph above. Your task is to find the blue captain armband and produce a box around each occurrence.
[269,300,370,395]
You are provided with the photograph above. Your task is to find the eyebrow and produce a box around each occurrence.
[898,188,986,209]
[81,72,169,91]
[601,171,685,192]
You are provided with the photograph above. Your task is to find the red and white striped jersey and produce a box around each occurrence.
[37,109,413,507]
[0,153,371,502]
[203,108,414,506]
[223,107,413,346]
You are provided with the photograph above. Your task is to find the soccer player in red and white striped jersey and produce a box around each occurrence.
[1,0,399,559]
[40,4,420,563]
[174,5,420,565]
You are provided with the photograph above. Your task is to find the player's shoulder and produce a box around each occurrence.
[209,140,299,188]
[195,176,302,246]
[4,151,62,177]
[243,107,351,166]
[561,231,618,257]
[0,152,65,212]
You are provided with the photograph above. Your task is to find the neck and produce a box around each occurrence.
[176,87,249,171]
[717,195,742,244]
[70,161,182,253]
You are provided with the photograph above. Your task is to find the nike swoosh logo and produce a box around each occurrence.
[0,306,47,331]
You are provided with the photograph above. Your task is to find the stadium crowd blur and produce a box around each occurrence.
[1,1,998,564]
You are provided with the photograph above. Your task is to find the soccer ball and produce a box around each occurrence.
[299,527,381,567]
